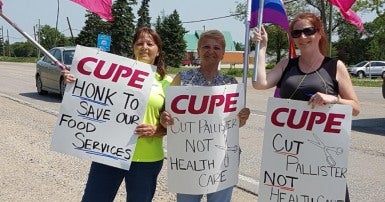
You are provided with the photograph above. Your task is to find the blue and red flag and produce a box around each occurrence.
[250,0,289,31]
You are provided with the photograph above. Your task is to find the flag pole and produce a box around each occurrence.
[252,0,265,82]
[0,1,67,70]
[242,0,252,106]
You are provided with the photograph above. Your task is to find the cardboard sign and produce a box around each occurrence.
[258,97,352,201]
[51,45,155,170]
[166,84,245,194]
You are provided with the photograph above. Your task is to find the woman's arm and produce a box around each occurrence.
[250,26,289,90]
[336,60,360,116]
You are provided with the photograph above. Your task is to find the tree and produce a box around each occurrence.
[366,14,385,60]
[12,42,37,57]
[39,25,69,50]
[110,0,137,57]
[334,11,385,63]
[334,23,369,64]
[232,0,385,60]
[156,10,187,68]
[154,16,162,31]
[76,12,110,47]
[137,0,151,28]
[354,0,385,16]
[265,25,289,63]
[231,0,306,61]
[234,42,244,51]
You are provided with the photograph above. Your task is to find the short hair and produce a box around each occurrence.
[198,30,226,50]
[289,12,329,56]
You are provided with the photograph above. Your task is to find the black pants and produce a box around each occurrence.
[345,185,350,202]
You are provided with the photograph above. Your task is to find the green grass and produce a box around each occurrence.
[168,66,384,87]
[1,57,382,88]
[351,77,383,87]
[0,56,38,63]
[168,66,252,77]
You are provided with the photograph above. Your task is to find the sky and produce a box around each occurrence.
[0,0,377,45]
[0,0,246,44]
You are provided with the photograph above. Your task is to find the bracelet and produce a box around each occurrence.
[334,96,339,104]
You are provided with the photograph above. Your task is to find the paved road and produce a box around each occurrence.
[1,62,385,201]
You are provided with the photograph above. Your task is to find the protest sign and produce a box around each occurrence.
[258,97,352,201]
[51,45,155,170]
[166,84,245,194]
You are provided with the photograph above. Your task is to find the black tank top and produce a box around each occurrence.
[277,57,339,101]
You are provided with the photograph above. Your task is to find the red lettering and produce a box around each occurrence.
[94,61,117,79]
[324,113,345,133]
[171,93,240,114]
[189,95,209,114]
[208,95,224,114]
[76,57,149,89]
[271,107,289,127]
[306,112,326,131]
[77,57,96,75]
[128,70,149,89]
[171,95,189,114]
[287,109,308,129]
[224,93,238,112]
[112,65,133,82]
[271,108,345,133]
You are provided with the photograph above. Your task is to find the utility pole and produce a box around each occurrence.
[1,26,4,56]
[67,17,74,44]
[6,29,10,56]
[328,4,333,57]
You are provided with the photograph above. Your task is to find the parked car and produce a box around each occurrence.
[192,58,201,66]
[383,77,385,99]
[181,58,191,66]
[35,46,76,98]
[347,61,385,79]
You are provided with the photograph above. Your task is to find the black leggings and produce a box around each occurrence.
[345,185,350,202]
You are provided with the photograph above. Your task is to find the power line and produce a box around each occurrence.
[182,13,242,24]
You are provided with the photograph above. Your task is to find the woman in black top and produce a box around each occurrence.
[252,12,359,115]
[252,12,360,201]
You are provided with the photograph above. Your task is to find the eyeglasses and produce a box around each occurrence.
[290,27,318,38]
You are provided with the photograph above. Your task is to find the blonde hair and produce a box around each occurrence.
[198,30,226,50]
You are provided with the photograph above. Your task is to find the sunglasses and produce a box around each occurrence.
[291,27,318,38]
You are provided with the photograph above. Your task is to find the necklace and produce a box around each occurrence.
[299,57,324,73]
[289,69,328,99]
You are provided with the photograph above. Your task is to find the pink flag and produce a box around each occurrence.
[327,0,364,31]
[71,0,113,21]
[328,0,355,12]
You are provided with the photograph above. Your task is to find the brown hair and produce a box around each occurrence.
[289,12,328,56]
[133,26,166,79]
[198,30,226,50]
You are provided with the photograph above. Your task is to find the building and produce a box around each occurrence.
[183,30,250,66]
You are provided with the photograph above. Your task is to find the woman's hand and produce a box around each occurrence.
[135,123,167,137]
[238,107,250,127]
[135,124,157,137]
[160,111,174,127]
[61,70,76,84]
[251,26,268,48]
[308,92,339,108]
